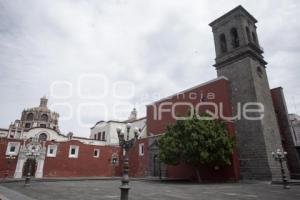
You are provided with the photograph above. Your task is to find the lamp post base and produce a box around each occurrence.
[283,181,290,189]
[120,185,130,200]
[24,176,31,187]
[284,185,290,189]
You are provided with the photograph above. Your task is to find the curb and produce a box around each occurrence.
[0,177,188,184]
[272,180,300,186]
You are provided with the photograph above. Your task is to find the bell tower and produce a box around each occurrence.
[210,6,287,180]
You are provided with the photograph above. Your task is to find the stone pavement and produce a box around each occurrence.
[0,185,36,200]
[0,180,300,200]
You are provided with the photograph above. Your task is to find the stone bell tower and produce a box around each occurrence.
[209,5,287,180]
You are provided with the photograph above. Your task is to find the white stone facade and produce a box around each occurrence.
[90,118,147,145]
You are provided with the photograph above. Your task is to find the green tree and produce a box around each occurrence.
[158,111,235,181]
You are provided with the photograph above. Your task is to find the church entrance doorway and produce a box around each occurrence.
[22,158,36,177]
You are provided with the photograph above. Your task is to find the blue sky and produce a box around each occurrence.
[0,0,299,137]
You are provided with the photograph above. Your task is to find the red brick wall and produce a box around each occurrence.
[0,138,19,178]
[0,137,150,179]
[147,78,234,135]
[128,138,149,177]
[145,78,240,181]
[165,156,239,182]
[0,138,123,178]
[43,140,122,177]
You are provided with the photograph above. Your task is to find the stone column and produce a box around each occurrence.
[35,159,44,178]
[35,148,46,178]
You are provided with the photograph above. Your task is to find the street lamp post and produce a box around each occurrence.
[116,123,140,200]
[24,159,32,186]
[272,149,289,189]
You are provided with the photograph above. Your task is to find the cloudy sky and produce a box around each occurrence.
[0,0,299,137]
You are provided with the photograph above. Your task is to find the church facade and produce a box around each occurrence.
[1,6,299,181]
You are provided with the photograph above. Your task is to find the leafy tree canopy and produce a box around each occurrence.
[158,110,235,168]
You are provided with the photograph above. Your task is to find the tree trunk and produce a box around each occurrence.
[194,166,201,183]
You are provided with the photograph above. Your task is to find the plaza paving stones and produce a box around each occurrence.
[0,180,300,200]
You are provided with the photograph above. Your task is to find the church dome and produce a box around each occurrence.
[20,96,60,132]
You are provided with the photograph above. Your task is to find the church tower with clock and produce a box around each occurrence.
[209,6,287,180]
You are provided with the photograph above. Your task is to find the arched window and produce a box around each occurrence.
[230,28,240,48]
[41,114,48,122]
[219,34,227,53]
[252,32,258,45]
[27,113,34,121]
[246,27,251,43]
[39,133,47,142]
